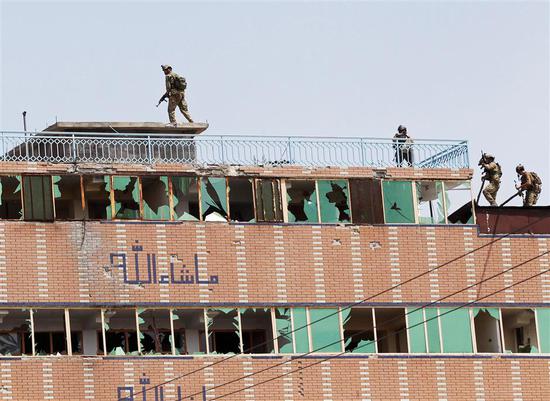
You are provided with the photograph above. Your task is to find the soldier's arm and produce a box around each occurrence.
[165,75,172,95]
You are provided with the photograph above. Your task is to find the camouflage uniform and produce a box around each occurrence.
[165,72,193,124]
[518,171,541,206]
[481,161,501,206]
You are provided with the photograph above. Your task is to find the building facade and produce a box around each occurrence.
[0,126,548,400]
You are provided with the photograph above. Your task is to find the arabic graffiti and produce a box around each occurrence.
[109,241,220,286]
[117,374,207,401]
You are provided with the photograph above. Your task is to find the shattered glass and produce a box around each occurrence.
[255,179,283,222]
[200,178,228,221]
[240,308,274,353]
[502,308,539,353]
[285,180,318,223]
[0,176,22,219]
[138,309,173,355]
[206,308,240,354]
[69,309,103,355]
[382,181,415,223]
[342,308,376,353]
[473,308,502,353]
[275,308,294,354]
[82,176,111,220]
[171,176,200,221]
[445,181,474,224]
[172,309,206,355]
[142,176,170,220]
[111,176,140,219]
[318,180,351,223]
[0,309,31,355]
[228,178,255,222]
[53,175,84,219]
[32,309,67,355]
[103,309,138,355]
[416,181,445,224]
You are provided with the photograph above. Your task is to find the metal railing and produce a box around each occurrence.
[0,131,469,169]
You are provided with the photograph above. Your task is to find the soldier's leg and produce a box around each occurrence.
[524,191,535,206]
[482,182,497,206]
[178,93,194,123]
[167,94,179,124]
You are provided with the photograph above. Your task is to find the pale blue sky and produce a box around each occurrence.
[1,0,549,205]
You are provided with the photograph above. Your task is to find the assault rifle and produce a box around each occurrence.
[156,93,168,107]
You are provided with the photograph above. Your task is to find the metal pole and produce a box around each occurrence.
[147,135,153,164]
[22,111,27,131]
[499,191,521,207]
[476,178,486,204]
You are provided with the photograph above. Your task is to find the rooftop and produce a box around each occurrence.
[0,122,470,169]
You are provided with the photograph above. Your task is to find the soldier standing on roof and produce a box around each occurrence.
[478,153,501,206]
[515,164,542,206]
[393,125,413,167]
[159,64,194,125]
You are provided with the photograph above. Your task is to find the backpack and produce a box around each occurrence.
[494,162,502,178]
[173,74,187,91]
[530,172,542,192]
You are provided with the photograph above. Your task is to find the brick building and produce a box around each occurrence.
[0,123,548,400]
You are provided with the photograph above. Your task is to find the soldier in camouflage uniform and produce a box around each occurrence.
[515,164,542,206]
[161,65,194,125]
[478,153,501,206]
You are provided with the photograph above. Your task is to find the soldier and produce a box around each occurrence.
[160,65,194,125]
[478,153,501,206]
[515,164,542,206]
[393,125,413,167]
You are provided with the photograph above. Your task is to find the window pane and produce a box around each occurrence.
[342,308,375,353]
[255,179,283,222]
[285,180,318,223]
[23,176,54,221]
[240,308,274,353]
[439,308,473,353]
[536,308,550,353]
[473,308,502,353]
[200,178,228,221]
[228,178,255,222]
[142,176,170,220]
[502,308,539,353]
[171,176,200,221]
[82,176,110,219]
[445,181,474,224]
[138,309,173,354]
[206,308,240,354]
[407,308,426,353]
[275,308,293,354]
[112,176,140,219]
[0,176,22,219]
[348,179,384,224]
[416,181,445,224]
[318,180,351,223]
[172,309,206,355]
[382,181,415,223]
[293,308,309,353]
[309,308,341,353]
[69,309,102,355]
[375,308,408,353]
[425,308,441,353]
[0,309,31,355]
[53,175,84,220]
[103,309,138,355]
[33,309,67,355]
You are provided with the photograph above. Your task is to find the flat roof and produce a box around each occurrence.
[43,121,209,135]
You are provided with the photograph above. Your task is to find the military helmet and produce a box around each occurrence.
[161,64,172,70]
[397,125,407,133]
[483,153,495,161]
[516,164,525,174]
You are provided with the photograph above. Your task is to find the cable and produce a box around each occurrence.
[209,251,550,400]
[133,217,540,398]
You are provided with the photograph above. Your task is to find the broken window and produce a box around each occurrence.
[274,308,293,354]
[318,180,351,223]
[103,309,138,355]
[138,309,173,355]
[406,307,427,353]
[69,309,103,356]
[382,181,415,224]
[23,175,54,221]
[309,308,342,353]
[536,308,550,353]
[293,308,310,353]
[240,308,274,353]
[375,308,408,353]
[502,308,539,353]
[172,309,206,355]
[200,177,228,222]
[82,176,111,220]
[206,308,241,354]
[53,175,84,220]
[424,308,442,353]
[473,308,502,353]
[342,307,376,353]
[170,176,200,221]
[0,309,31,355]
[439,308,473,353]
[32,309,67,355]
[111,176,141,219]
[228,178,255,222]
[285,180,318,223]
[0,176,22,219]
[348,179,384,224]
[142,176,170,220]
[255,179,283,222]
[416,181,445,224]
[445,181,474,224]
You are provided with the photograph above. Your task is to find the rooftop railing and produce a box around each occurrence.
[0,131,470,169]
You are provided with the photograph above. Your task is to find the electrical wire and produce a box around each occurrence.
[208,251,550,400]
[132,217,545,399]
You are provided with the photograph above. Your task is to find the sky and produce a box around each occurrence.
[1,0,549,205]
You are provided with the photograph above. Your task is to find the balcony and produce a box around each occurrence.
[0,130,469,169]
